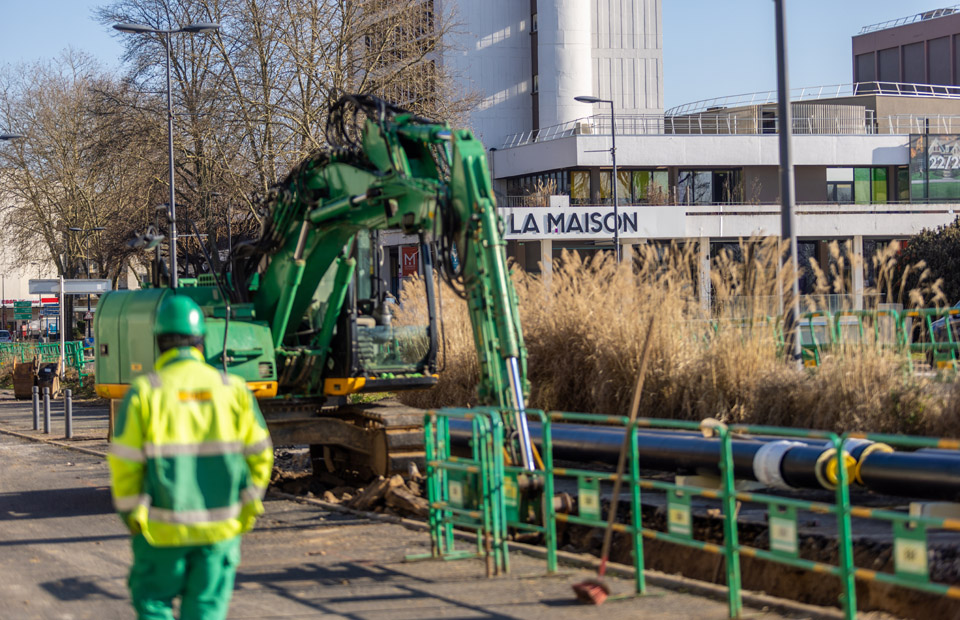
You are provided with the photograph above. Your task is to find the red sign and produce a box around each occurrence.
[41,297,59,304]
[400,246,419,277]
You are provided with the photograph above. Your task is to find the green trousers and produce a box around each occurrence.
[129,534,241,620]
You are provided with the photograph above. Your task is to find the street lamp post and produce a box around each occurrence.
[113,21,221,288]
[68,227,106,338]
[574,95,620,262]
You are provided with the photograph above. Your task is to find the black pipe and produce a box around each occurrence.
[858,451,960,501]
[449,420,960,501]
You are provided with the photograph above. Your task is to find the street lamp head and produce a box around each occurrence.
[113,22,159,34]
[181,22,220,34]
[574,95,602,104]
[0,133,23,140]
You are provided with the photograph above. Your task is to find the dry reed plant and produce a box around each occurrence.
[395,238,960,436]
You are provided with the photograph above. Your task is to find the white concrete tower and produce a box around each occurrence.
[437,0,532,148]
[537,0,595,128]
[591,0,663,115]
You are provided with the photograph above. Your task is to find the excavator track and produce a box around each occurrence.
[260,398,426,479]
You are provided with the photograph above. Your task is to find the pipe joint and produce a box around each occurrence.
[753,441,806,490]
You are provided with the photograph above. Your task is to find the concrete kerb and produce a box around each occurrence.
[0,426,111,459]
[0,424,844,620]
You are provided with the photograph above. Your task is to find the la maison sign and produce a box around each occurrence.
[500,206,687,240]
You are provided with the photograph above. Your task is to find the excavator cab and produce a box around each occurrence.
[323,231,439,396]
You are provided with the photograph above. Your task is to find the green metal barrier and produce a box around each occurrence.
[546,412,648,601]
[422,410,960,616]
[546,412,742,616]
[724,424,858,619]
[0,341,87,385]
[902,308,960,369]
[415,407,509,576]
[499,408,558,574]
[841,431,960,604]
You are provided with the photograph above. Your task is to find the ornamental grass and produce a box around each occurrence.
[396,237,960,436]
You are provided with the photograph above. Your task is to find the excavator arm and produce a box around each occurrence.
[236,95,535,469]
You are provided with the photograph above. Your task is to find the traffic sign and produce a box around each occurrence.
[42,306,60,316]
[14,311,31,320]
[29,279,112,295]
[13,301,31,309]
[84,312,93,320]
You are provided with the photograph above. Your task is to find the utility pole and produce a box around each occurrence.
[774,0,802,369]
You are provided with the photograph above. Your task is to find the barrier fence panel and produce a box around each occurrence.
[840,431,960,603]
[0,341,87,385]
[499,408,558,574]
[421,407,960,616]
[415,407,508,576]
[724,424,858,620]
[903,308,960,369]
[544,413,743,615]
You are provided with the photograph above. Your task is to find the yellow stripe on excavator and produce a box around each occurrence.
[97,381,278,400]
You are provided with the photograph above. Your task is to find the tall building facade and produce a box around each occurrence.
[438,0,663,148]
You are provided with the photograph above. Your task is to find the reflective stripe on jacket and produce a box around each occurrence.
[108,346,274,547]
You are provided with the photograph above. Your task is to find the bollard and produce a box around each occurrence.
[64,389,73,439]
[43,386,51,434]
[32,385,39,431]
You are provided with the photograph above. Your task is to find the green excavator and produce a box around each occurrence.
[95,94,536,479]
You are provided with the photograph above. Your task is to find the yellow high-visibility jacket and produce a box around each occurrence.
[108,347,274,547]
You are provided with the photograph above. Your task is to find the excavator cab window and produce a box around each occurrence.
[328,232,439,388]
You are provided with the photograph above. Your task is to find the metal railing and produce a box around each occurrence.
[859,6,960,34]
[424,409,960,617]
[665,82,960,117]
[501,105,960,148]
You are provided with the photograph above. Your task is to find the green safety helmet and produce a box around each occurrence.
[155,295,206,337]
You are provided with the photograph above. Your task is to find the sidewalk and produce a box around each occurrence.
[0,393,810,619]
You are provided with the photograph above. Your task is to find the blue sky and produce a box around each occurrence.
[0,0,943,109]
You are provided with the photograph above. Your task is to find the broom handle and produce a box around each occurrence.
[598,314,656,576]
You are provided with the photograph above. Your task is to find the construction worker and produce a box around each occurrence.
[108,294,274,620]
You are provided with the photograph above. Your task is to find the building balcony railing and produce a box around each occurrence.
[664,81,960,116]
[858,5,960,35]
[500,196,960,209]
[500,82,960,149]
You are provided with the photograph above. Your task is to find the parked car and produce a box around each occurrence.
[0,330,12,343]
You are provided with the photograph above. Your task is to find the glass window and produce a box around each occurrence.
[570,170,590,204]
[827,168,853,182]
[598,170,612,201]
[854,168,871,205]
[678,170,712,204]
[872,168,887,203]
[897,166,909,202]
[828,167,887,203]
[650,170,668,201]
[835,184,853,203]
[633,170,650,201]
[616,170,631,204]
